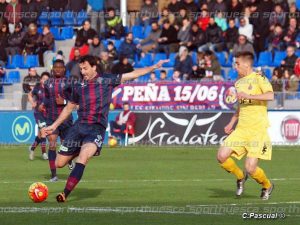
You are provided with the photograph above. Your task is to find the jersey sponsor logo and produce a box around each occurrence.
[94,135,103,148]
[12,116,33,143]
[281,116,300,142]
[262,143,267,155]
[59,145,69,152]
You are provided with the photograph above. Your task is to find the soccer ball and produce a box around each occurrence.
[28,182,48,203]
[108,137,118,147]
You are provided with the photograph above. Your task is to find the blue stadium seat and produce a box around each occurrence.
[272,51,286,67]
[113,39,122,51]
[262,68,272,80]
[6,54,22,69]
[135,53,152,68]
[153,53,167,64]
[50,27,64,40]
[49,11,63,26]
[7,71,20,83]
[76,10,88,26]
[228,69,238,80]
[143,25,152,38]
[60,26,74,39]
[221,69,226,79]
[257,51,273,66]
[165,53,177,67]
[38,11,49,26]
[20,55,39,69]
[296,0,300,10]
[167,69,174,79]
[191,51,197,65]
[132,25,144,39]
[224,53,233,67]
[215,51,227,67]
[63,11,75,26]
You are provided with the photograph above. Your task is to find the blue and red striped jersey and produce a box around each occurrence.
[43,78,73,121]
[31,84,46,117]
[68,73,122,128]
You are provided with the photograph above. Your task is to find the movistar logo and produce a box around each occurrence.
[12,116,33,143]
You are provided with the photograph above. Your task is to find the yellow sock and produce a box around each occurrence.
[220,158,244,180]
[250,167,271,189]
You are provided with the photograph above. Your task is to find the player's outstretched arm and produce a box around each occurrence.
[43,102,77,135]
[121,59,169,83]
[27,91,37,108]
[237,91,274,101]
[224,107,239,134]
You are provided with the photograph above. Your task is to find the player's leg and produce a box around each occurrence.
[29,133,42,160]
[245,157,274,200]
[47,133,59,181]
[57,143,97,202]
[217,146,247,196]
[39,130,48,160]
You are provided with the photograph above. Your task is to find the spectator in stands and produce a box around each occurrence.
[109,102,136,140]
[6,23,24,56]
[197,9,210,31]
[69,37,89,61]
[0,66,5,93]
[174,46,193,80]
[119,32,140,62]
[172,70,181,82]
[158,7,175,26]
[112,55,134,75]
[187,22,206,51]
[21,0,39,28]
[191,51,206,80]
[38,24,54,66]
[283,17,298,48]
[23,23,42,55]
[0,0,7,17]
[211,0,227,13]
[232,35,255,56]
[198,17,223,52]
[35,0,50,16]
[107,41,118,61]
[88,35,105,57]
[271,67,284,109]
[287,3,300,25]
[203,50,222,81]
[178,17,191,47]
[77,20,98,45]
[105,7,124,39]
[269,4,286,32]
[224,18,239,52]
[68,0,87,13]
[168,0,184,14]
[22,67,40,110]
[174,7,188,31]
[139,0,159,27]
[183,0,198,16]
[214,11,227,32]
[137,21,161,54]
[159,69,168,81]
[98,51,113,73]
[127,0,143,27]
[227,0,243,19]
[239,17,253,43]
[49,0,68,11]
[268,24,285,52]
[281,45,298,72]
[294,57,300,78]
[156,20,179,57]
[87,0,104,34]
[104,0,120,12]
[0,23,9,67]
[66,48,81,80]
[5,0,22,34]
[148,71,157,82]
[284,69,299,94]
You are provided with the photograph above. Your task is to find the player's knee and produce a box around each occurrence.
[76,156,88,165]
[55,160,65,168]
[245,164,257,175]
[217,148,229,163]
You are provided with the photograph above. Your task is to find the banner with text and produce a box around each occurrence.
[112,82,237,111]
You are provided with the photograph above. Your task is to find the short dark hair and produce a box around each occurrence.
[235,51,254,64]
[53,59,65,67]
[79,55,98,67]
[160,70,167,74]
[41,71,50,78]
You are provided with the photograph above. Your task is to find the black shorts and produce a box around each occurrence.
[34,111,47,129]
[45,118,73,140]
[58,122,106,157]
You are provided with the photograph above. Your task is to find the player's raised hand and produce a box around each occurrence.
[56,94,65,105]
[153,59,170,70]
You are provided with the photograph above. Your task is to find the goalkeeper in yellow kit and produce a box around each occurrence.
[217,51,274,200]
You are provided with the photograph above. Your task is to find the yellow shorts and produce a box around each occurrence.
[222,127,272,160]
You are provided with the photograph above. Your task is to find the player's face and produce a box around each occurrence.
[41,75,49,85]
[52,63,65,78]
[79,61,97,80]
[234,58,249,77]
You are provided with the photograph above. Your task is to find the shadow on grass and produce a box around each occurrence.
[207,188,256,199]
[68,188,103,201]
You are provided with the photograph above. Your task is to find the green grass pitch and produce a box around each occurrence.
[0,145,299,225]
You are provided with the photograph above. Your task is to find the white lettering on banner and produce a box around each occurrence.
[131,113,227,146]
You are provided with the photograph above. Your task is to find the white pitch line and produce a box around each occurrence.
[187,201,300,207]
[1,177,300,184]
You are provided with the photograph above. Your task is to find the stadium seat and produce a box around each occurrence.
[60,26,74,39]
[38,11,49,26]
[221,69,226,79]
[6,54,22,69]
[76,10,88,26]
[262,68,272,80]
[20,55,39,69]
[228,68,238,80]
[143,25,152,38]
[191,51,197,64]
[272,51,286,67]
[7,71,20,83]
[135,53,152,68]
[153,53,167,64]
[49,11,63,26]
[296,0,300,10]
[215,51,227,67]
[50,27,64,40]
[257,51,273,66]
[63,11,75,26]
[113,39,122,51]
[132,25,144,39]
[167,69,174,79]
[165,53,177,67]
[224,53,234,67]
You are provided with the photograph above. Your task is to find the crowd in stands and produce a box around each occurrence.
[0,0,299,101]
